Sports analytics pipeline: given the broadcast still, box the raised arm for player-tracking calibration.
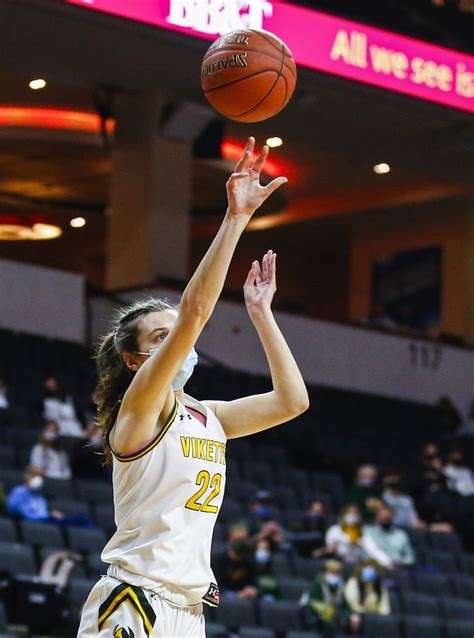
[204,250,309,439]
[113,140,287,454]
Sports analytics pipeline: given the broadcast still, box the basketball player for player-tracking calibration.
[78,137,309,637]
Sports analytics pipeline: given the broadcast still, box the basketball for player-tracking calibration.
[201,29,297,123]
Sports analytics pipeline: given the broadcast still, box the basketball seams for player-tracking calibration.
[202,46,296,78]
[204,68,278,95]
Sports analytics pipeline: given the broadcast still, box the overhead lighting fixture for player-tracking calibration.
[266,137,283,148]
[70,217,86,228]
[0,215,62,240]
[373,162,391,174]
[29,79,47,91]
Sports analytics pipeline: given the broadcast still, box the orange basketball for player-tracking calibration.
[201,29,297,123]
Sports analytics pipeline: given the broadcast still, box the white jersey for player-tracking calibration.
[102,395,227,607]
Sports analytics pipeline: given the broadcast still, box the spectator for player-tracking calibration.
[382,472,426,529]
[0,378,9,409]
[325,505,392,567]
[306,559,355,637]
[254,538,280,601]
[71,421,109,481]
[29,421,72,480]
[293,500,328,557]
[8,467,93,527]
[213,525,258,599]
[443,447,474,496]
[7,467,62,522]
[249,490,281,527]
[42,376,83,437]
[366,505,415,568]
[344,560,390,616]
[346,465,383,523]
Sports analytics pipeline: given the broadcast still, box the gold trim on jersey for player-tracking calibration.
[113,398,178,462]
[98,583,156,636]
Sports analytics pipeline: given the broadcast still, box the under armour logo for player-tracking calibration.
[113,625,135,638]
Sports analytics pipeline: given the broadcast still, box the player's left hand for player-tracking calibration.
[244,249,277,315]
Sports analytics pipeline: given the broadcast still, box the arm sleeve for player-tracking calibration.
[362,532,393,568]
[30,445,43,469]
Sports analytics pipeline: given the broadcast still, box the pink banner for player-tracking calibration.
[64,0,474,113]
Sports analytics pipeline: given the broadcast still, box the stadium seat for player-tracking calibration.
[67,527,107,553]
[239,628,275,638]
[414,572,453,595]
[429,531,463,553]
[204,621,228,638]
[278,576,309,602]
[403,615,443,638]
[271,552,293,576]
[86,553,108,578]
[0,541,36,576]
[0,602,7,632]
[49,499,92,518]
[214,597,257,629]
[441,596,474,620]
[76,479,113,505]
[451,574,474,599]
[388,590,401,613]
[4,427,39,449]
[401,591,439,617]
[93,505,115,533]
[405,527,430,549]
[43,478,76,500]
[258,600,304,631]
[68,577,96,614]
[445,619,474,638]
[0,468,24,493]
[0,444,16,468]
[0,517,17,543]
[292,555,322,580]
[363,613,402,638]
[458,553,474,577]
[21,520,65,548]
[383,568,414,591]
[287,632,323,638]
[422,549,459,573]
[219,498,244,522]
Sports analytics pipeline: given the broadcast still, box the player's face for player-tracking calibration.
[136,309,178,358]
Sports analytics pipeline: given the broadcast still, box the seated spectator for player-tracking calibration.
[42,376,83,437]
[306,559,356,637]
[382,472,426,529]
[8,467,94,527]
[29,421,72,480]
[256,520,288,552]
[71,421,109,480]
[366,505,415,568]
[434,395,462,438]
[293,500,327,557]
[254,538,280,601]
[344,560,390,616]
[325,505,392,567]
[249,490,281,527]
[213,525,258,599]
[346,465,383,523]
[443,447,474,496]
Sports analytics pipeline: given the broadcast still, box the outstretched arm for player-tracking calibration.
[204,250,309,439]
[114,140,287,454]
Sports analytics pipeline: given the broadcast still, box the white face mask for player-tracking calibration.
[43,431,58,442]
[28,476,43,491]
[344,513,360,526]
[172,347,198,390]
[255,548,271,564]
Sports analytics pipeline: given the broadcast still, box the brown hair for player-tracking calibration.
[94,297,178,463]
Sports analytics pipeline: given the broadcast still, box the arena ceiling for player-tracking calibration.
[0,0,473,306]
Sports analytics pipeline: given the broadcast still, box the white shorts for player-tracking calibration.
[77,575,206,637]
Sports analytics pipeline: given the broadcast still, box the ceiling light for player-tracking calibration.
[266,137,283,148]
[373,162,391,174]
[29,79,47,90]
[0,215,62,240]
[70,217,86,228]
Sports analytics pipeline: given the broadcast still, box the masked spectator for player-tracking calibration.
[345,560,390,616]
[213,525,258,599]
[42,376,83,437]
[254,538,280,601]
[325,505,392,567]
[306,559,355,637]
[382,472,425,529]
[366,505,415,568]
[346,465,383,523]
[7,467,63,522]
[29,421,72,480]
[293,500,328,557]
[71,422,109,480]
[443,448,474,496]
[435,396,462,438]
